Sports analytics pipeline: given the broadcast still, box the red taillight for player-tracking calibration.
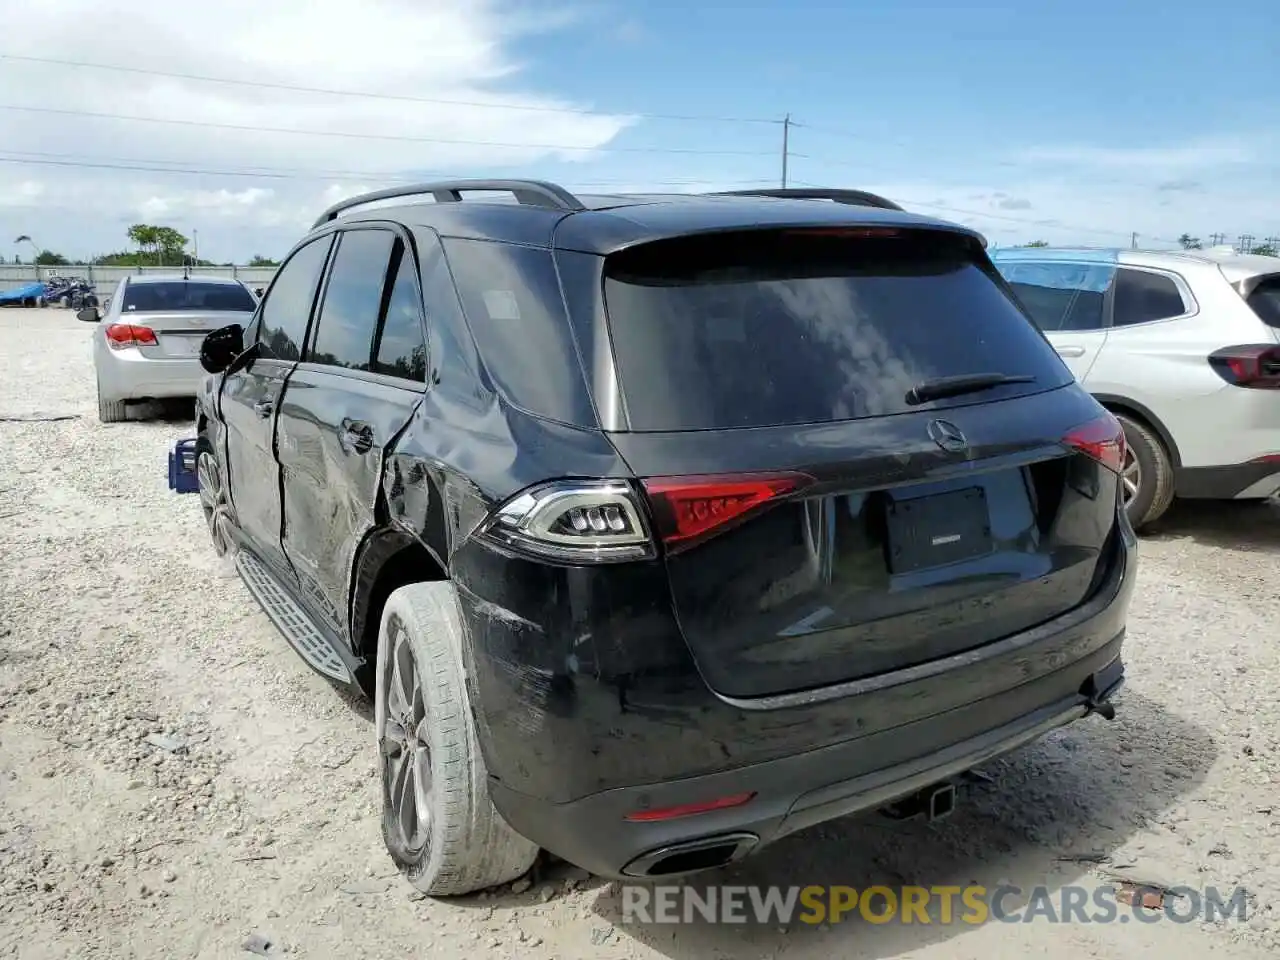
[105,323,158,349]
[1208,344,1280,389]
[624,791,756,823]
[1063,413,1125,474]
[642,472,814,552]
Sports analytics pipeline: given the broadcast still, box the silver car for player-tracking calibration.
[84,275,258,422]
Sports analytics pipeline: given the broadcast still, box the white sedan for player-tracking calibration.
[85,275,258,422]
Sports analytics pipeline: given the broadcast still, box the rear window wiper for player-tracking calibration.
[905,373,1036,406]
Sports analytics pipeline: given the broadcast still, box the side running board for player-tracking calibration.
[236,551,353,684]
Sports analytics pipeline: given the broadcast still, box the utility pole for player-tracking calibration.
[780,114,791,189]
[1209,232,1225,247]
[1239,234,1254,254]
[1131,232,1138,250]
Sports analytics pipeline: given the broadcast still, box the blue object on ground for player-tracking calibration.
[168,438,200,494]
[0,282,49,304]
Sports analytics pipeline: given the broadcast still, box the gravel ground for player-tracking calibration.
[1,307,1277,960]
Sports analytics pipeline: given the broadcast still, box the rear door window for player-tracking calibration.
[307,229,396,371]
[1113,268,1188,326]
[603,229,1073,432]
[995,261,1114,331]
[371,240,428,381]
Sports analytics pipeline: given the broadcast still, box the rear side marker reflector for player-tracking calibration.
[105,323,158,349]
[1063,413,1126,474]
[624,791,757,822]
[643,472,815,552]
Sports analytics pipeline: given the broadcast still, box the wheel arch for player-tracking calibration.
[1092,393,1182,468]
[348,524,448,694]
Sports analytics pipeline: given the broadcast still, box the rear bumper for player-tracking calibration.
[96,348,205,402]
[491,652,1125,880]
[1176,460,1280,500]
[470,523,1137,880]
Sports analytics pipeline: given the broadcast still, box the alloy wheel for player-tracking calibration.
[380,622,432,856]
[1120,445,1142,508]
[197,450,234,556]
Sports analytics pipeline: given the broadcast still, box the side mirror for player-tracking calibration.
[76,306,100,323]
[200,323,245,374]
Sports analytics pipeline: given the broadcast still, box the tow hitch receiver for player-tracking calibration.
[1081,663,1124,721]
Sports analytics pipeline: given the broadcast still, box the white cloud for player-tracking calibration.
[0,179,45,206]
[856,176,1280,250]
[1,3,1275,261]
[0,0,634,260]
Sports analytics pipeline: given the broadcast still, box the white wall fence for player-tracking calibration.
[0,264,280,298]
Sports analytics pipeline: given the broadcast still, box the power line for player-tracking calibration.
[0,103,776,157]
[0,152,774,188]
[0,52,783,126]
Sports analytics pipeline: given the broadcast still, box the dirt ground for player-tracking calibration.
[1,308,1278,959]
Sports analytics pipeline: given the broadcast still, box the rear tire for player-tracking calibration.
[375,581,538,896]
[1116,413,1174,529]
[97,382,127,423]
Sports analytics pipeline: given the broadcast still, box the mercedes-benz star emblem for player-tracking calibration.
[927,419,968,453]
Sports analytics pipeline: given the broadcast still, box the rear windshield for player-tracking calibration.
[1245,275,1280,329]
[602,229,1072,431]
[120,281,256,313]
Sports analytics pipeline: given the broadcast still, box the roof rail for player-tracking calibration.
[709,187,904,212]
[311,179,585,228]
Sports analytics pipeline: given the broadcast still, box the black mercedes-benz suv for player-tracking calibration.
[194,180,1135,895]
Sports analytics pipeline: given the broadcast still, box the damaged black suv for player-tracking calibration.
[194,180,1135,895]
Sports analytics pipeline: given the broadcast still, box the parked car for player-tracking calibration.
[194,179,1134,895]
[85,274,258,422]
[990,246,1280,528]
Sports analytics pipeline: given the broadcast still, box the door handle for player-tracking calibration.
[1056,345,1086,358]
[340,418,375,454]
[253,399,274,418]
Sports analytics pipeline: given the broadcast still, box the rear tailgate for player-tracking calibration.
[599,226,1122,700]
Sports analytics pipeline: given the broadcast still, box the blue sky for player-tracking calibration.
[520,0,1280,246]
[1,0,1277,260]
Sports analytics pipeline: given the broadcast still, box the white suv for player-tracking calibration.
[989,246,1280,528]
